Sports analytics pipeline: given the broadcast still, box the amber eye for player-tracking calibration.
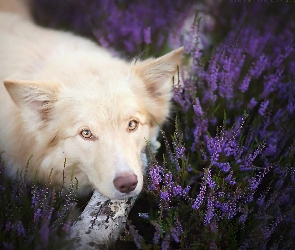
[128,120,138,131]
[80,129,93,139]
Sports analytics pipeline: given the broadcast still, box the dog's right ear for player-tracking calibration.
[4,80,59,120]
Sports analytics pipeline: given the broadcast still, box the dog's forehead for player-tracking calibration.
[81,77,135,105]
[61,69,135,98]
[58,72,145,124]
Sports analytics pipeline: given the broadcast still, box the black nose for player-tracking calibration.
[113,174,138,193]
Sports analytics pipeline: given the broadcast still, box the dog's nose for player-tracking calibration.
[113,173,138,193]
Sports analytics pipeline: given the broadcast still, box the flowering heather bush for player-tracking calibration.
[32,0,194,56]
[0,155,77,249]
[118,3,295,249]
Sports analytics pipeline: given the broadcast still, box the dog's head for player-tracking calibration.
[4,47,183,199]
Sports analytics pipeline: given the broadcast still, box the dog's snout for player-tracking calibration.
[113,173,138,193]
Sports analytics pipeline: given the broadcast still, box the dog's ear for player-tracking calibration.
[134,47,184,94]
[132,47,184,124]
[4,80,59,120]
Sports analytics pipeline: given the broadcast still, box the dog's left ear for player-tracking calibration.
[4,79,59,120]
[132,47,184,124]
[134,47,184,93]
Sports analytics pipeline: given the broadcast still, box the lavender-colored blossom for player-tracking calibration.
[192,182,206,210]
[161,233,170,250]
[273,43,294,68]
[193,98,204,117]
[209,220,218,233]
[127,222,143,249]
[174,144,186,159]
[152,222,163,245]
[204,169,215,189]
[249,165,273,191]
[170,227,180,243]
[31,185,40,208]
[225,171,236,186]
[148,164,162,191]
[191,119,209,150]
[34,208,42,223]
[258,100,269,117]
[216,162,231,173]
[204,194,215,225]
[172,185,183,197]
[264,137,278,156]
[247,97,258,110]
[138,213,149,220]
[160,190,171,202]
[143,26,151,44]
[5,221,12,232]
[226,201,237,219]
[182,186,191,196]
[261,67,284,99]
[250,54,268,79]
[287,97,295,114]
[229,179,236,186]
[262,216,284,242]
[160,128,181,168]
[277,188,291,206]
[15,221,25,237]
[170,219,183,243]
[62,219,72,234]
[164,172,173,187]
[39,223,50,247]
[205,135,220,165]
[239,214,248,225]
[239,74,251,93]
[173,86,186,111]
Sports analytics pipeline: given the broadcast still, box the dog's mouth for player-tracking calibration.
[112,182,143,200]
[112,192,138,200]
[98,188,140,200]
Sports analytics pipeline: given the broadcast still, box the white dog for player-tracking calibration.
[0,0,183,199]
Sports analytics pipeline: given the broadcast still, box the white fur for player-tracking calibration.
[0,2,183,199]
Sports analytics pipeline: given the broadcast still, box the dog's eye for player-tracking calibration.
[80,129,93,139]
[128,120,138,131]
